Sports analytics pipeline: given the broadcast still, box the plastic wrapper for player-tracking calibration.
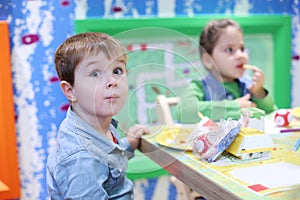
[192,118,242,162]
[239,107,265,131]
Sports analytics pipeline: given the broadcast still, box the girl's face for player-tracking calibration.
[210,26,248,82]
[71,53,128,124]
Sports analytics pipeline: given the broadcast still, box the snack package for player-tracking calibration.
[240,107,265,131]
[192,118,242,162]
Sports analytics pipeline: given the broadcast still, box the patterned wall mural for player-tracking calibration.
[0,0,299,199]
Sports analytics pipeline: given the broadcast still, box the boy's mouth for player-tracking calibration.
[236,64,244,69]
[107,97,117,99]
[106,94,119,100]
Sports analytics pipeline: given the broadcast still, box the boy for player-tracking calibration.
[46,32,150,199]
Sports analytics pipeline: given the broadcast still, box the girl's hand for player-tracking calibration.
[126,125,150,150]
[248,66,266,98]
[236,93,256,109]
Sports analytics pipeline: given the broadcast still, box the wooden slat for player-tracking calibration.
[139,138,241,200]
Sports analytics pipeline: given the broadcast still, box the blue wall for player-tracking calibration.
[1,0,300,199]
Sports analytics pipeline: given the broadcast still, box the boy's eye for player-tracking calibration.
[225,47,233,53]
[91,71,101,77]
[113,68,124,75]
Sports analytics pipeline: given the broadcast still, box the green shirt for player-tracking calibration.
[176,80,277,123]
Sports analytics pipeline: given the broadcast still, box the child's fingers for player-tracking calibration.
[127,125,150,137]
[141,127,151,135]
[241,93,251,100]
[243,64,262,73]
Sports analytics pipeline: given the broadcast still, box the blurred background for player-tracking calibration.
[0,0,299,199]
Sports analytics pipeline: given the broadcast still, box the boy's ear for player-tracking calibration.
[60,81,76,102]
[201,53,214,70]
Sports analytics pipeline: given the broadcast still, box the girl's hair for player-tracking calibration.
[199,18,242,56]
[54,32,126,86]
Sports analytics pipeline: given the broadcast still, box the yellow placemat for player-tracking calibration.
[185,133,300,197]
[155,127,193,151]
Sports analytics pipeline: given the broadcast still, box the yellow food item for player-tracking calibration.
[243,64,255,70]
[243,65,254,69]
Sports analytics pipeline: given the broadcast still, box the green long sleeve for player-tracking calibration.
[176,80,277,123]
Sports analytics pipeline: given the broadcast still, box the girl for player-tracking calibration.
[177,18,277,123]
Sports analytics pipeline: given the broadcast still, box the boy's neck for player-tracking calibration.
[72,106,112,134]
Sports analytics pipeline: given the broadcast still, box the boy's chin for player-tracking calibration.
[109,109,122,116]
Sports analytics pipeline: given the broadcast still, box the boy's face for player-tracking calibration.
[210,26,248,82]
[71,53,128,121]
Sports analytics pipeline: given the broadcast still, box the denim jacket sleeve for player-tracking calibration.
[54,152,110,200]
[119,138,134,159]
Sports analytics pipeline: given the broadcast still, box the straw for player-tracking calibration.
[198,112,204,119]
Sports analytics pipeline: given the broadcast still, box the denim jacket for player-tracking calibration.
[201,73,249,101]
[46,107,134,200]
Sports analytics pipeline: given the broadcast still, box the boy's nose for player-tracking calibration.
[236,49,247,59]
[106,77,118,88]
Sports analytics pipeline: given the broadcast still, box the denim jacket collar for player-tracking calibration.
[66,107,120,153]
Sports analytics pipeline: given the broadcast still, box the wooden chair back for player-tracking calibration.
[156,95,179,125]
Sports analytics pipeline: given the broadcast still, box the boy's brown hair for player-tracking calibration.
[199,18,242,56]
[54,32,126,86]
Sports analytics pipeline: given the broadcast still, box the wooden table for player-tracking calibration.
[139,125,300,200]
